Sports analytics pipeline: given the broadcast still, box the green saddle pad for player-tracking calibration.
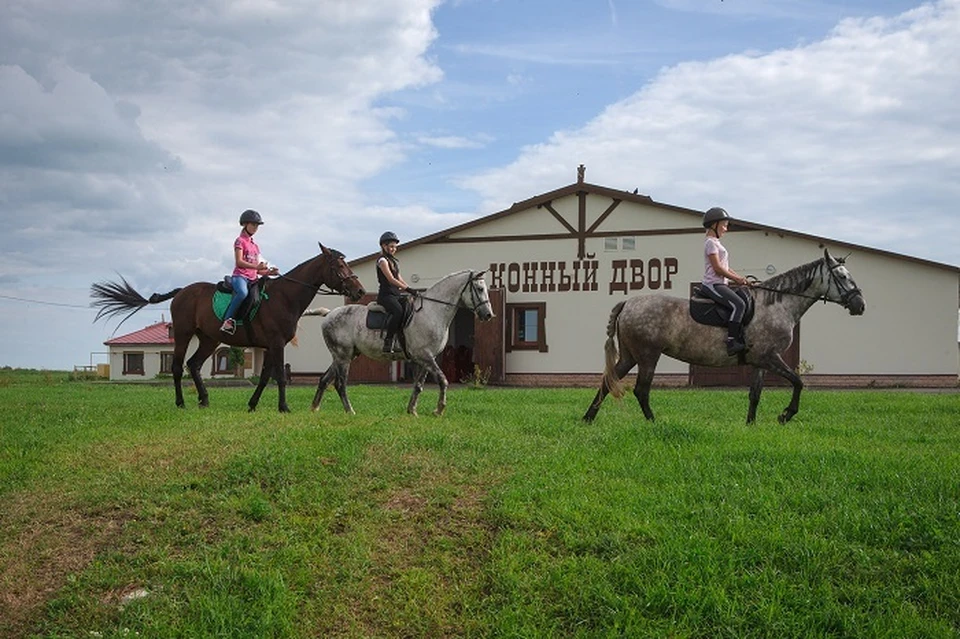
[213,289,266,324]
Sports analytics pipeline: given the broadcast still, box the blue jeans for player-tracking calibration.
[224,276,250,321]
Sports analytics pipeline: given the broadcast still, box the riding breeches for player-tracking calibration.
[700,282,746,324]
[377,293,404,336]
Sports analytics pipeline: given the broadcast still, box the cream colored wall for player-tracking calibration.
[284,194,960,380]
[110,336,263,380]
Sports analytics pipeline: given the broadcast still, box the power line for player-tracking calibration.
[0,293,94,309]
[0,293,171,312]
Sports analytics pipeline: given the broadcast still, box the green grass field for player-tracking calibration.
[1,370,958,638]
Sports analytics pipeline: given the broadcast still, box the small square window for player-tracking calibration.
[506,303,548,352]
[123,352,144,375]
[621,236,636,251]
[604,237,619,251]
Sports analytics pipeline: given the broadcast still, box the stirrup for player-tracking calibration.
[221,319,236,335]
[725,337,745,355]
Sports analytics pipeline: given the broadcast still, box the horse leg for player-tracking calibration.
[332,362,355,414]
[766,354,804,424]
[632,352,661,421]
[311,365,334,411]
[186,336,218,408]
[747,368,766,424]
[418,358,449,417]
[407,365,429,417]
[273,346,291,413]
[248,351,273,412]
[171,335,191,408]
[582,356,636,422]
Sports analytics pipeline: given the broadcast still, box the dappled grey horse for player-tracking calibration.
[304,270,494,416]
[583,249,865,424]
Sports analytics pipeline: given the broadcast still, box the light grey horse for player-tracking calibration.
[303,270,494,416]
[583,249,866,424]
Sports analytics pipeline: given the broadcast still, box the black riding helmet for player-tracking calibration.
[702,207,730,228]
[240,209,264,225]
[379,231,399,245]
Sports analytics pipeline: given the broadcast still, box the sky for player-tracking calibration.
[1,0,958,370]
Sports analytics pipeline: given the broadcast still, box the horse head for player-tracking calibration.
[824,249,865,316]
[460,270,494,321]
[319,242,365,301]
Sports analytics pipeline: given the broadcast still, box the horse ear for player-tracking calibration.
[318,242,328,254]
[474,270,487,278]
[824,247,834,263]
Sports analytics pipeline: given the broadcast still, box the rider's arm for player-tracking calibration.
[378,259,411,291]
[708,253,748,286]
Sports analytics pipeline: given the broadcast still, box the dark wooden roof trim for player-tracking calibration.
[349,181,959,274]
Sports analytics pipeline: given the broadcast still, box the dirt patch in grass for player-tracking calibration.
[0,491,133,638]
[344,448,498,637]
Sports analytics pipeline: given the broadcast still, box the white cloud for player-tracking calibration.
[458,0,960,266]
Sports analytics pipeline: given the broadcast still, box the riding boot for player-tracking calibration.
[382,333,395,353]
[726,322,746,356]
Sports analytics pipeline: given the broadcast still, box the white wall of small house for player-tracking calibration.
[285,193,959,382]
[109,336,262,380]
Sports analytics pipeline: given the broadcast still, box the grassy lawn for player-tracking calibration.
[1,370,958,638]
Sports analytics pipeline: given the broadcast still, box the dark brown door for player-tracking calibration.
[473,288,505,384]
[687,282,800,387]
[690,324,800,387]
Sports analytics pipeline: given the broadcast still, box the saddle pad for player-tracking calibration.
[212,289,264,323]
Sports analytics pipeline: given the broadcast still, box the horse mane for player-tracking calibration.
[758,257,824,305]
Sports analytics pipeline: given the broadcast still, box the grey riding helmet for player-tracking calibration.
[702,207,730,228]
[240,209,264,225]
[379,231,399,245]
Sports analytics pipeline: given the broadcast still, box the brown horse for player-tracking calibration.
[582,249,865,424]
[92,243,365,412]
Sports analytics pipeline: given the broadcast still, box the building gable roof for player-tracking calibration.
[351,179,959,274]
[104,321,174,346]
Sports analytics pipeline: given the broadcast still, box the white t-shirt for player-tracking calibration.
[703,236,729,285]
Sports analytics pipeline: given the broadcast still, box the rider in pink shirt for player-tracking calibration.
[221,209,278,334]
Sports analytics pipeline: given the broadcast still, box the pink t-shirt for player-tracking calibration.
[703,236,729,285]
[232,232,260,280]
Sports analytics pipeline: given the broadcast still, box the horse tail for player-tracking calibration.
[302,307,331,317]
[90,275,181,331]
[602,301,627,399]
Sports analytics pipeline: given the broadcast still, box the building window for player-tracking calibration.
[506,303,548,352]
[621,236,636,251]
[160,352,175,374]
[604,237,619,251]
[213,347,233,375]
[123,352,144,375]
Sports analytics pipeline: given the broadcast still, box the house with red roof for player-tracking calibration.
[104,321,258,381]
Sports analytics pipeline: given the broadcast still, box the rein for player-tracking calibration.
[410,272,489,314]
[747,260,861,308]
[278,254,361,296]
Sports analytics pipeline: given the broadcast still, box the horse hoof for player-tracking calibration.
[778,412,792,424]
[248,406,257,413]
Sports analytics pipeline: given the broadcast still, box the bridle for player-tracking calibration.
[749,258,862,310]
[413,271,492,315]
[279,251,361,296]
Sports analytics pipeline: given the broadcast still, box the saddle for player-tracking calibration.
[689,285,755,329]
[364,298,414,331]
[213,277,265,324]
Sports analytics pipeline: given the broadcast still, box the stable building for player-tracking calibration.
[287,168,960,388]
